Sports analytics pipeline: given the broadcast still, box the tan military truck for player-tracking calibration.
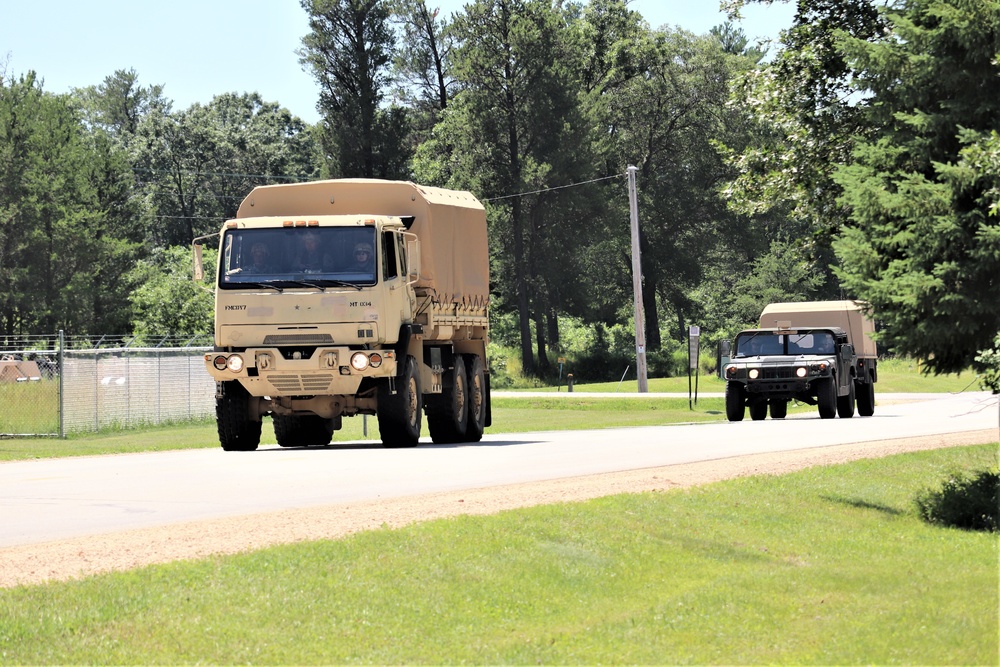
[194,179,491,450]
[723,300,877,420]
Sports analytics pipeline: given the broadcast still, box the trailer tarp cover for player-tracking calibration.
[760,300,877,357]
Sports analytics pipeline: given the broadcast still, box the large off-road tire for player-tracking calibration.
[216,381,261,451]
[856,379,875,417]
[273,414,334,447]
[427,355,469,444]
[817,376,837,419]
[769,399,788,419]
[464,354,487,443]
[749,400,768,421]
[377,355,422,447]
[837,379,856,418]
[725,381,746,422]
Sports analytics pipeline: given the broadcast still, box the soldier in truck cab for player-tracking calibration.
[245,242,277,274]
[352,242,375,273]
[293,230,330,273]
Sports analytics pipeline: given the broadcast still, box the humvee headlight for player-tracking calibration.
[226,355,245,373]
[350,352,370,371]
[796,367,807,378]
[213,355,228,371]
[369,353,383,368]
[748,368,760,380]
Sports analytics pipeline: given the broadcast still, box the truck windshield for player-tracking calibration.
[219,227,378,289]
[735,333,784,357]
[787,332,835,355]
[734,331,835,357]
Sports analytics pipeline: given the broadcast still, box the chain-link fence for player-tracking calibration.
[0,333,215,437]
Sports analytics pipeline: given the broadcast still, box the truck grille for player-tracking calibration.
[263,334,334,345]
[761,367,793,379]
[268,374,334,393]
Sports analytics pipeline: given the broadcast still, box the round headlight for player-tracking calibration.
[226,355,245,373]
[369,353,383,368]
[213,355,228,371]
[796,367,807,378]
[748,368,759,379]
[350,352,370,371]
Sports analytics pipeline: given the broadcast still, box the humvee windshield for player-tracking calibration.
[735,331,835,357]
[219,227,378,289]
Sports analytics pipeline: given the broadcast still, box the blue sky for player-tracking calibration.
[1,1,794,125]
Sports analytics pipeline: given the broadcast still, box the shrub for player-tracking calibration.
[915,469,999,532]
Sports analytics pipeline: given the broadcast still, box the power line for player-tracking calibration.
[482,174,626,203]
[131,167,306,182]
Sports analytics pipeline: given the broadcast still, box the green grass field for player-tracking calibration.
[1,444,995,663]
[549,358,980,394]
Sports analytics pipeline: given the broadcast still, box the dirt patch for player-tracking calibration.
[1,429,996,588]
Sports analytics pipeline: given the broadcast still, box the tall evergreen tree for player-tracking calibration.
[301,0,411,178]
[436,0,590,375]
[832,0,1000,373]
[0,71,138,335]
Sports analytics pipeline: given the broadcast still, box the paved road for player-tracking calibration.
[1,392,996,548]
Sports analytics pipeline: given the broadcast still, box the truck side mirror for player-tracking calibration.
[405,235,420,283]
[191,232,219,283]
[193,243,205,281]
[839,344,854,361]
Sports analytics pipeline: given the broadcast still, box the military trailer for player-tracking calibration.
[723,301,877,421]
[195,179,491,450]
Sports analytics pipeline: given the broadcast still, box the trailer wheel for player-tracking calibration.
[725,381,745,422]
[817,376,837,419]
[378,355,422,447]
[464,354,487,442]
[769,399,788,419]
[427,355,469,444]
[856,379,875,417]
[216,381,261,451]
[837,379,856,418]
[274,414,334,447]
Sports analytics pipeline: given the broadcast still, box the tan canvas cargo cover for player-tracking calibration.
[236,179,488,308]
[760,300,877,357]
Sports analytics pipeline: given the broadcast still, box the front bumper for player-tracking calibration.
[205,346,397,397]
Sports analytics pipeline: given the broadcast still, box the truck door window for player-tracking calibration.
[382,231,398,280]
[396,233,407,277]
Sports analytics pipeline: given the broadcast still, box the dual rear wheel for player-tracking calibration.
[425,354,487,445]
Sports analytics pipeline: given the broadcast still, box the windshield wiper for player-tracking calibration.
[283,280,327,291]
[321,279,364,291]
[238,281,283,292]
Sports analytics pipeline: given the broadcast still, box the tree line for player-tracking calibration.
[1,0,997,379]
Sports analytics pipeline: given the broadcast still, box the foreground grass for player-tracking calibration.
[1,445,996,664]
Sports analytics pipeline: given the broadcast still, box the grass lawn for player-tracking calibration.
[1,444,995,664]
[543,358,980,394]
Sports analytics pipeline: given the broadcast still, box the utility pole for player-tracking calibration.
[627,166,649,393]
